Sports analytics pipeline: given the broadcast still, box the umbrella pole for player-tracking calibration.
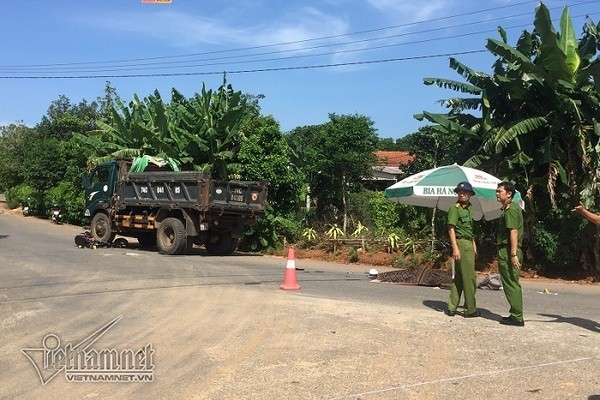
[430,207,436,253]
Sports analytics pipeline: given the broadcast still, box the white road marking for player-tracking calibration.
[331,356,600,399]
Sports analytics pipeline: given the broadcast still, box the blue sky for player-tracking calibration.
[1,0,598,139]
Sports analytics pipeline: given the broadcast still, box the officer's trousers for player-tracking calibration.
[498,246,524,321]
[448,239,477,315]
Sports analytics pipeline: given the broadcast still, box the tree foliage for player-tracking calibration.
[417,2,600,273]
[76,77,259,179]
[237,115,302,216]
[287,114,378,233]
[0,97,97,219]
[0,123,32,191]
[235,115,305,251]
[37,95,100,141]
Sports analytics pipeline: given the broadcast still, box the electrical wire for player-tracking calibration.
[1,0,546,69]
[4,10,596,75]
[0,51,501,79]
[0,1,597,79]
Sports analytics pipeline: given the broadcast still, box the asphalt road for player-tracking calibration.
[0,209,599,399]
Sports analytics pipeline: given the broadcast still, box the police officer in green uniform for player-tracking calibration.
[496,182,525,327]
[445,181,479,318]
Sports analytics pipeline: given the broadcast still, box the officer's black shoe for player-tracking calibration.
[444,309,456,317]
[464,311,481,318]
[499,317,525,327]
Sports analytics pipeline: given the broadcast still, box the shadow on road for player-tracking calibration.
[539,313,600,334]
[108,241,265,257]
[423,299,504,322]
[0,234,8,240]
[422,300,447,314]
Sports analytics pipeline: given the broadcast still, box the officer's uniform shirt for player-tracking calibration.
[448,202,473,239]
[497,201,524,246]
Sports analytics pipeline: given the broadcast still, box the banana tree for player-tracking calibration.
[76,77,259,178]
[74,91,180,168]
[417,2,600,272]
[420,3,600,209]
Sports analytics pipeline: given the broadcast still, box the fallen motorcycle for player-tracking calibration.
[51,204,62,224]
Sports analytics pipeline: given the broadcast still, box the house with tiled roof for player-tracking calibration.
[366,150,415,190]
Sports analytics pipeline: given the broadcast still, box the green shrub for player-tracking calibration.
[44,181,86,225]
[530,222,558,266]
[240,211,301,252]
[392,253,410,269]
[369,191,401,231]
[347,247,359,263]
[301,227,318,245]
[348,190,375,229]
[5,184,38,210]
[528,205,588,271]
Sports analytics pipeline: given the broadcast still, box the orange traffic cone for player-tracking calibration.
[280,246,301,290]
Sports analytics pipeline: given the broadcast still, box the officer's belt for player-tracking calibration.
[456,237,473,240]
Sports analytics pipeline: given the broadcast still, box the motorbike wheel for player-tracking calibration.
[205,232,238,256]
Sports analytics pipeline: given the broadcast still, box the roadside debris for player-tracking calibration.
[367,268,378,279]
[374,267,452,286]
[477,273,502,290]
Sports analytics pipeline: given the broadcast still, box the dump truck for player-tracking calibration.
[81,159,268,255]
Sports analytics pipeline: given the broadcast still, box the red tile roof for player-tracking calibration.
[374,151,414,167]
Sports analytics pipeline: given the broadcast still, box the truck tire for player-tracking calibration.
[185,237,195,254]
[137,232,157,248]
[205,232,239,256]
[157,217,187,255]
[90,213,115,244]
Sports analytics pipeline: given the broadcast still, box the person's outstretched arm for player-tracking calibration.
[572,202,600,226]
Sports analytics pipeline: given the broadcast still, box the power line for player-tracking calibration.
[2,9,597,79]
[5,9,596,75]
[1,0,596,71]
[0,50,488,79]
[0,1,597,79]
[0,8,551,73]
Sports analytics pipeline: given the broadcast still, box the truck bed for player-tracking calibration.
[116,171,267,214]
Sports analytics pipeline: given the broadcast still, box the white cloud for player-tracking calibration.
[365,0,451,21]
[78,7,349,51]
[82,11,251,48]
[251,7,349,50]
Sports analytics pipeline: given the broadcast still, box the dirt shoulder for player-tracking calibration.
[279,243,599,285]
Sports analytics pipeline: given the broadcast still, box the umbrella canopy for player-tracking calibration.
[385,164,524,221]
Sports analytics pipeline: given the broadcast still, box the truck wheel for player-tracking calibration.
[157,217,187,255]
[137,232,157,248]
[205,232,239,256]
[185,237,195,254]
[91,213,115,243]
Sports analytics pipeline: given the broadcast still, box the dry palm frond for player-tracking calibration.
[547,163,558,209]
[526,185,533,201]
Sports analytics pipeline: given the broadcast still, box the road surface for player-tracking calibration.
[0,209,599,399]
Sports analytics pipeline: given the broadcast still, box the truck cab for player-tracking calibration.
[82,161,118,217]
